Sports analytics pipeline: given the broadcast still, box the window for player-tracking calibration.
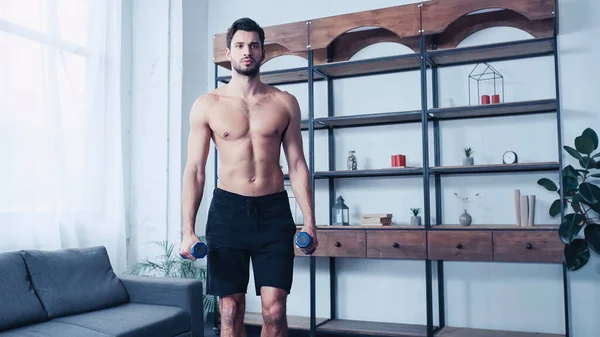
[0,0,92,213]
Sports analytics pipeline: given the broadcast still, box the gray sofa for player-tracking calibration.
[0,246,204,337]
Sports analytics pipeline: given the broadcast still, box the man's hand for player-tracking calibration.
[300,223,318,254]
[180,233,201,260]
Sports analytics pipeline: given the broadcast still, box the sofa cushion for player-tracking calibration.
[53,303,190,337]
[0,321,112,337]
[20,246,129,318]
[0,252,48,331]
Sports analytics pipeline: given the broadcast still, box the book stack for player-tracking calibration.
[361,213,392,226]
[514,189,535,227]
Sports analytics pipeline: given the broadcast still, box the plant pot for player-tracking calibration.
[459,209,472,226]
[411,216,422,226]
[463,157,474,166]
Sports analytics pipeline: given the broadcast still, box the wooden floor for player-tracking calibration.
[436,326,564,337]
[220,313,567,337]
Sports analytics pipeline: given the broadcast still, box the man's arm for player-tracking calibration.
[180,96,212,259]
[281,93,318,251]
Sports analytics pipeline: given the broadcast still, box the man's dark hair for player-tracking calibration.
[226,18,265,49]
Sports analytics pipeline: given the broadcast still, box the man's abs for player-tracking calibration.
[217,161,285,197]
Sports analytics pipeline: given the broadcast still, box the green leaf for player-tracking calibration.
[537,178,558,191]
[590,173,600,178]
[571,194,584,213]
[563,176,579,196]
[563,165,579,179]
[559,213,586,243]
[579,182,600,204]
[564,146,583,161]
[584,224,600,255]
[549,199,563,217]
[575,135,595,155]
[564,239,590,271]
[582,128,598,151]
[588,201,600,214]
[579,157,596,170]
[592,152,600,159]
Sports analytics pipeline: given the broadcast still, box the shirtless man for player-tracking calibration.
[179,17,318,337]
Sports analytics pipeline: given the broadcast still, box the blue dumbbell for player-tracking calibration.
[295,232,315,255]
[181,241,208,259]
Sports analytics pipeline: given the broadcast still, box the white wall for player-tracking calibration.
[194,0,600,336]
[124,0,207,266]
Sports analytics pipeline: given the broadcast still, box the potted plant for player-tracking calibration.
[463,147,474,165]
[410,208,421,226]
[537,127,600,271]
[128,238,220,333]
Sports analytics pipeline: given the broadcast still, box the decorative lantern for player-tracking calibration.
[332,196,349,226]
[468,62,504,106]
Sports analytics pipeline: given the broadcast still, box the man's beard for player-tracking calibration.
[233,58,260,78]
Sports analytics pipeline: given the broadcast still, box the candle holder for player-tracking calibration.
[468,62,504,106]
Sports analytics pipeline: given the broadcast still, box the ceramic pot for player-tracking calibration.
[463,157,474,166]
[411,216,421,226]
[459,209,472,226]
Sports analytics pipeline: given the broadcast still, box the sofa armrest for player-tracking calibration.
[119,275,204,336]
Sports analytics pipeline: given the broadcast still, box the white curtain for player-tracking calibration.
[0,0,127,273]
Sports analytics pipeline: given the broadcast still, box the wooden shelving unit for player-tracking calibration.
[212,1,568,336]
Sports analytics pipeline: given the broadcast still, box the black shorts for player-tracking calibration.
[205,188,297,297]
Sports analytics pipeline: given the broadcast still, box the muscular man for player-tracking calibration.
[179,17,318,337]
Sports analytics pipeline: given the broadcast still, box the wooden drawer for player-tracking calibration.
[493,231,564,263]
[366,230,426,259]
[294,230,366,257]
[427,231,493,261]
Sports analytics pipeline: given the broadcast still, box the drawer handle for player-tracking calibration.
[334,241,341,247]
[525,243,533,250]
[456,243,463,249]
[392,242,399,248]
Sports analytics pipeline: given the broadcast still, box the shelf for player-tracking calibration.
[429,162,559,175]
[436,326,564,337]
[426,37,555,67]
[217,67,325,86]
[297,225,424,230]
[315,167,423,179]
[244,312,328,330]
[314,53,421,79]
[428,99,557,120]
[300,119,327,131]
[317,319,432,337]
[432,224,558,231]
[314,110,422,128]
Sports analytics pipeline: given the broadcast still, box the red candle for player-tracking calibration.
[399,155,406,167]
[492,94,500,104]
[481,95,490,104]
[391,155,398,167]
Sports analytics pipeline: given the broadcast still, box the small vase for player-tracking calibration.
[411,216,421,226]
[459,209,472,226]
[463,157,474,166]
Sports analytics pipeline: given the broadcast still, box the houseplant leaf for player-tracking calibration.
[537,178,557,191]
[579,157,596,170]
[578,182,600,204]
[563,176,580,197]
[564,239,590,271]
[559,213,586,243]
[584,224,600,254]
[549,199,563,217]
[582,128,598,150]
[564,146,583,161]
[563,165,579,179]
[575,134,595,155]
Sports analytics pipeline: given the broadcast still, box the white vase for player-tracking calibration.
[463,157,474,166]
[411,216,421,226]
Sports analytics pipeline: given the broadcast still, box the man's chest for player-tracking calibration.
[209,100,289,140]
